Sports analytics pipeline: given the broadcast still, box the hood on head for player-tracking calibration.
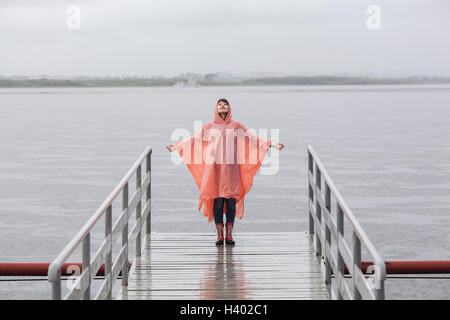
[214,100,232,123]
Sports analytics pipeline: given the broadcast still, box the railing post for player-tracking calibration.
[308,150,314,241]
[105,205,112,300]
[50,269,61,300]
[136,165,142,257]
[314,164,322,260]
[122,183,129,287]
[82,233,91,300]
[375,278,385,300]
[336,204,344,300]
[324,182,332,294]
[352,231,362,300]
[146,150,151,237]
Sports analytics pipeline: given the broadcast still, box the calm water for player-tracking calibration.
[0,85,449,299]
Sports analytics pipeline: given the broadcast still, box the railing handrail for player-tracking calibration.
[48,145,152,299]
[307,145,386,300]
[307,146,386,271]
[48,146,151,274]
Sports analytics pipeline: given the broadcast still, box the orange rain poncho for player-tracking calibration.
[174,103,271,222]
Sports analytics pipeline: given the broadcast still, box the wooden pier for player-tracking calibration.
[118,232,329,300]
[47,146,387,300]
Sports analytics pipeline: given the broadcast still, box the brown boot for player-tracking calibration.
[215,223,224,246]
[225,222,235,246]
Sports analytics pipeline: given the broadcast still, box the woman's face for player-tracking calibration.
[217,101,229,114]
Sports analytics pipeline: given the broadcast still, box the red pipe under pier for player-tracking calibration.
[0,261,449,277]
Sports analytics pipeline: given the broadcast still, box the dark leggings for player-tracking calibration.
[213,197,236,224]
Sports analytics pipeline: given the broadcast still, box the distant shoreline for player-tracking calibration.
[1,76,450,88]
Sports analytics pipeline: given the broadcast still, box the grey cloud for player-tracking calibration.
[0,0,449,77]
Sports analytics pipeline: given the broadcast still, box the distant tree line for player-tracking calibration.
[1,75,449,87]
[0,78,177,87]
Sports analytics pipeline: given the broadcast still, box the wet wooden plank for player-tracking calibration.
[118,232,329,300]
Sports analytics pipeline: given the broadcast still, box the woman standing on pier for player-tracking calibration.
[167,99,284,246]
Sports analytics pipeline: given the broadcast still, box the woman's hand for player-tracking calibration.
[272,142,285,150]
[166,144,176,152]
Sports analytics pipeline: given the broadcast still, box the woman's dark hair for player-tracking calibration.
[217,98,230,106]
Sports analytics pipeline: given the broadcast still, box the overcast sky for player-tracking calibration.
[1,0,449,77]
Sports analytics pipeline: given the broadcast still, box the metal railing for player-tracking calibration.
[307,145,386,300]
[48,146,152,300]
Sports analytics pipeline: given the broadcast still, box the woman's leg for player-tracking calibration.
[225,198,236,246]
[225,198,236,224]
[213,198,225,224]
[213,198,225,246]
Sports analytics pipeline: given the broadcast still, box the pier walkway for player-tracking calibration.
[47,145,386,300]
[118,232,329,300]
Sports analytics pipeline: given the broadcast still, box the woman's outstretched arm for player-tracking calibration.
[167,126,205,152]
[238,122,285,151]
